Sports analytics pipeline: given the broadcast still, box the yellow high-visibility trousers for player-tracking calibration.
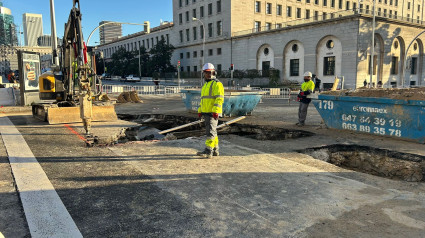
[204,115,218,150]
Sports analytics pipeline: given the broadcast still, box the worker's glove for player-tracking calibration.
[212,113,219,120]
[198,113,202,118]
[297,91,304,101]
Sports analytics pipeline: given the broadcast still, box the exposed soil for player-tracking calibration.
[301,144,425,182]
[322,88,425,101]
[117,114,314,142]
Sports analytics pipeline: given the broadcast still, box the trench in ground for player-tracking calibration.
[117,113,314,142]
[300,144,425,182]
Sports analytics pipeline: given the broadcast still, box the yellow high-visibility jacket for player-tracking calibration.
[301,80,315,92]
[300,80,315,103]
[198,79,224,114]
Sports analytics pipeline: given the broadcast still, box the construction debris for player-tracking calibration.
[117,92,143,103]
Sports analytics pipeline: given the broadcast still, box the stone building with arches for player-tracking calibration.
[170,10,425,88]
[174,13,425,89]
[97,1,425,89]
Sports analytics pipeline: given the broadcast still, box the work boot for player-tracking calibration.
[212,147,219,156]
[196,148,213,159]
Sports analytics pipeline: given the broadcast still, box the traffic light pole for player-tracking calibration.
[230,64,234,89]
[231,70,233,88]
[177,63,180,88]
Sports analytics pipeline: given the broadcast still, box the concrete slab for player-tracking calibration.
[106,138,425,237]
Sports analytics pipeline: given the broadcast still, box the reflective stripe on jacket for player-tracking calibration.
[198,79,224,114]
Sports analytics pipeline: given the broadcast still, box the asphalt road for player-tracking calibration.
[1,98,425,237]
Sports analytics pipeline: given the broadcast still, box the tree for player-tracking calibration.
[94,53,104,75]
[109,47,138,76]
[148,39,175,75]
[138,46,150,77]
[106,39,175,77]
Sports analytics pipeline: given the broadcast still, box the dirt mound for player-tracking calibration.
[322,88,425,101]
[117,92,143,103]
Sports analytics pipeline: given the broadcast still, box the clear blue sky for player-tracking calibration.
[4,0,173,46]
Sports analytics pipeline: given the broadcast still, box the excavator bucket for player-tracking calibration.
[40,105,117,124]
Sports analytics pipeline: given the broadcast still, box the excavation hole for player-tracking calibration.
[225,124,313,140]
[118,114,314,142]
[300,144,425,182]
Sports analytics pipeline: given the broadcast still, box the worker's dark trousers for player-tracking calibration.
[204,115,218,149]
[298,102,310,124]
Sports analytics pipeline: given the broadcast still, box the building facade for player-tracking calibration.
[99,22,174,60]
[23,13,43,47]
[97,0,425,88]
[99,21,123,44]
[37,35,61,47]
[0,3,18,46]
[0,45,51,80]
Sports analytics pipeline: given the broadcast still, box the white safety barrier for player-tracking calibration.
[102,85,292,104]
[224,86,262,91]
[261,88,292,103]
[2,83,19,88]
[102,85,200,96]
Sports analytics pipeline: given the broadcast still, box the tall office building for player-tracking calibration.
[0,2,17,46]
[23,13,43,46]
[99,21,122,44]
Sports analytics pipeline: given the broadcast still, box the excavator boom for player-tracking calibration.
[33,0,117,142]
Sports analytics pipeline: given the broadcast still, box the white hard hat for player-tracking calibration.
[303,71,312,77]
[202,63,215,71]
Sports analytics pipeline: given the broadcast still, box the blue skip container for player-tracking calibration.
[181,89,265,117]
[313,95,425,143]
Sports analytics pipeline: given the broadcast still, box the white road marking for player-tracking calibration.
[0,116,82,238]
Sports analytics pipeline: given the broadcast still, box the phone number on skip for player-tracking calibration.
[340,114,403,137]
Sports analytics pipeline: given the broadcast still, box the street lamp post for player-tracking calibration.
[19,25,23,46]
[192,17,206,86]
[369,0,376,88]
[95,42,106,76]
[88,21,149,80]
[86,21,149,47]
[12,24,23,47]
[138,46,141,77]
[88,21,148,77]
[50,0,59,65]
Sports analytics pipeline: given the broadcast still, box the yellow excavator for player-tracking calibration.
[32,0,117,143]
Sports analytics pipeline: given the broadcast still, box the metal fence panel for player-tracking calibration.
[103,85,292,103]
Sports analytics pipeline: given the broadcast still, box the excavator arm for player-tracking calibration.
[60,0,94,134]
[33,0,117,144]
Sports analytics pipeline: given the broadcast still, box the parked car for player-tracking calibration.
[111,75,121,81]
[122,75,141,82]
[100,73,111,80]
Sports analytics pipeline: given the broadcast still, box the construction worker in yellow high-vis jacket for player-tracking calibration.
[196,63,224,158]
